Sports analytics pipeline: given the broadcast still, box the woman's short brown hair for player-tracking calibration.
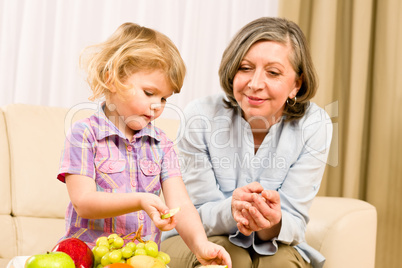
[81,22,186,101]
[219,17,318,121]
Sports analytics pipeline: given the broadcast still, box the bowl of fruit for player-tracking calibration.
[22,225,171,268]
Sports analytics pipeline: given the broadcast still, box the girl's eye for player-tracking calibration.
[144,91,153,96]
[161,98,167,103]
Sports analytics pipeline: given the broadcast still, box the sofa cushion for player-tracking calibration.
[0,215,17,262]
[14,217,66,256]
[306,196,377,267]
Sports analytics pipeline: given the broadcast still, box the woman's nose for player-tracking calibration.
[248,69,265,90]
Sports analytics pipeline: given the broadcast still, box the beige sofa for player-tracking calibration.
[0,103,377,267]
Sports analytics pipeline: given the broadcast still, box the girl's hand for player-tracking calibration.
[237,190,282,238]
[140,193,177,231]
[195,241,232,268]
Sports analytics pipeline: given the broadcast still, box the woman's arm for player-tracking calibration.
[175,100,238,236]
[239,106,333,245]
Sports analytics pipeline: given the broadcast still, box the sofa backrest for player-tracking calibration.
[0,108,11,216]
[0,104,94,259]
[5,104,73,218]
[0,108,17,262]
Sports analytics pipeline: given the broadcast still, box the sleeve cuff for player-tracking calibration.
[228,231,279,255]
[277,211,304,246]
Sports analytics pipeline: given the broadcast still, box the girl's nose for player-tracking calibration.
[150,103,162,112]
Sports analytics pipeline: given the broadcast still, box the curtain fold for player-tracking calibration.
[367,0,402,266]
[279,0,402,266]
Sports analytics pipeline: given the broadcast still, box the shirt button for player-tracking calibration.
[108,162,115,171]
[139,213,144,220]
[246,178,252,183]
[127,145,133,151]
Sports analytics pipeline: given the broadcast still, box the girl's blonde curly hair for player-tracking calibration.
[81,22,186,101]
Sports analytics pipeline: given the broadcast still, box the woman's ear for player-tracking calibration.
[289,74,303,99]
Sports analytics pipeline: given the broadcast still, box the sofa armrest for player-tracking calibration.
[306,196,377,268]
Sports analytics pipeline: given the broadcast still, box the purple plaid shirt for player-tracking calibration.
[57,104,181,247]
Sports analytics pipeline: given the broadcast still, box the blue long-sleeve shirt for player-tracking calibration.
[162,94,332,267]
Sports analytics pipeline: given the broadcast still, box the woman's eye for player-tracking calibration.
[268,71,280,77]
[238,66,251,71]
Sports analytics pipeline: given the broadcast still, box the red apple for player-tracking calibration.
[52,237,94,268]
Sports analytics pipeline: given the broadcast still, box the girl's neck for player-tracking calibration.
[104,103,135,142]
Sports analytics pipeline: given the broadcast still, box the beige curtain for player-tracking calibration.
[279,0,402,267]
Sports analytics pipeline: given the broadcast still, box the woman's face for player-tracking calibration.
[233,40,302,129]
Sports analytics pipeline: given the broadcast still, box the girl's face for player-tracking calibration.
[233,40,302,129]
[106,70,173,139]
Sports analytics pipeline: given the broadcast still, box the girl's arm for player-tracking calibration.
[65,174,176,231]
[162,176,232,267]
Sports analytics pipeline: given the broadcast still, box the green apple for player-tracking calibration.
[25,251,75,268]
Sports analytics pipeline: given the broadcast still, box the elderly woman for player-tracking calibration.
[162,17,332,268]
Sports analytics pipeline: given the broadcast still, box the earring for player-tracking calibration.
[287,96,297,107]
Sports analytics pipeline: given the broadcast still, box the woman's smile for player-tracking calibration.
[246,94,267,105]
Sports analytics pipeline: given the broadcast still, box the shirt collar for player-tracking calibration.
[91,102,161,142]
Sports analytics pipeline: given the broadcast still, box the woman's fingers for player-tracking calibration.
[237,222,253,236]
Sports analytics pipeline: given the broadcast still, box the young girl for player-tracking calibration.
[57,22,231,267]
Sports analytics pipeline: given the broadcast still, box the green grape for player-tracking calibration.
[125,241,136,252]
[93,250,102,264]
[96,236,108,247]
[98,240,109,248]
[96,264,103,268]
[136,242,145,249]
[113,236,124,248]
[121,246,134,259]
[101,253,111,266]
[109,249,123,263]
[157,251,171,264]
[92,246,99,260]
[108,233,119,244]
[146,240,158,248]
[145,242,159,258]
[134,248,147,256]
[95,245,109,258]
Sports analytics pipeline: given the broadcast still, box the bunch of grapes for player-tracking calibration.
[92,233,170,267]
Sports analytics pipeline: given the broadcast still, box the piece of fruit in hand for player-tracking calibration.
[161,207,180,219]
